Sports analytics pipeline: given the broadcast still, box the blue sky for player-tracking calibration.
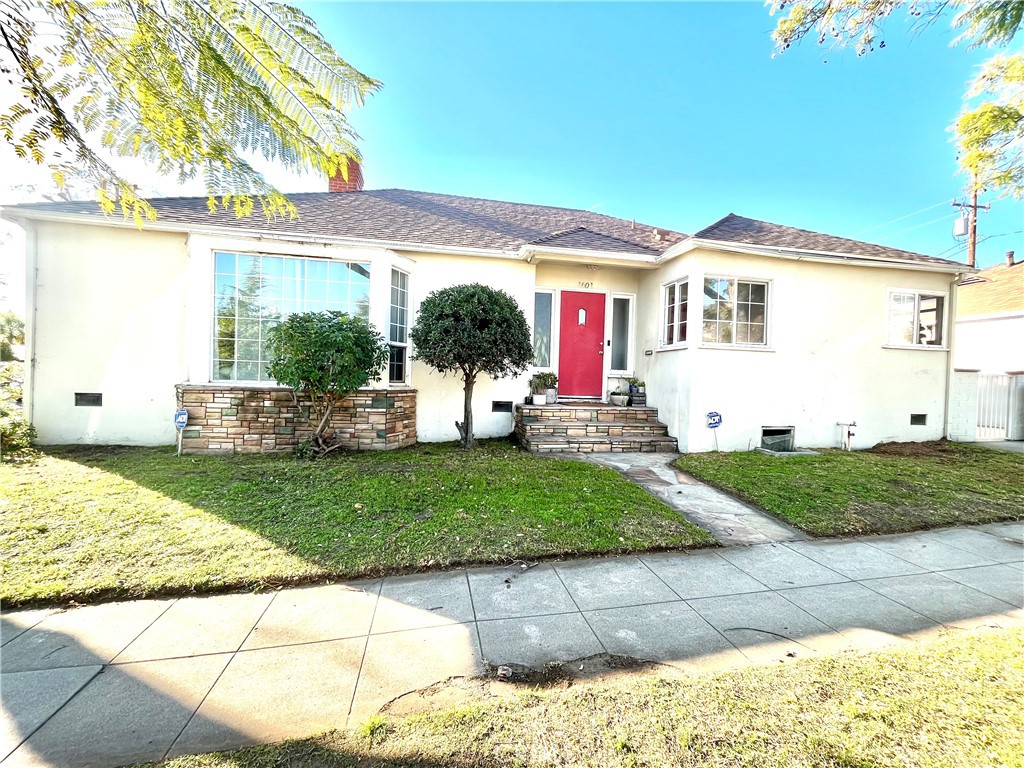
[302,0,1021,268]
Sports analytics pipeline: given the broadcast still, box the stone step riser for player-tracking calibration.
[517,409,660,424]
[526,439,679,454]
[516,424,670,438]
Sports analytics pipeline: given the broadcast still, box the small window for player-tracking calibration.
[910,413,927,425]
[610,296,633,371]
[533,292,553,367]
[389,269,410,383]
[703,277,767,346]
[491,400,513,413]
[887,290,946,347]
[662,280,688,346]
[75,392,102,407]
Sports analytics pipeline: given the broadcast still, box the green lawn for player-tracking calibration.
[155,627,1024,768]
[0,441,712,607]
[676,441,1024,537]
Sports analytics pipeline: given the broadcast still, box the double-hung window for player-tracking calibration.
[389,269,410,383]
[702,277,768,346]
[662,280,689,346]
[213,251,370,381]
[887,290,945,347]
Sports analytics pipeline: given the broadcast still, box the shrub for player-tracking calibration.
[0,363,34,459]
[410,284,533,448]
[266,312,390,458]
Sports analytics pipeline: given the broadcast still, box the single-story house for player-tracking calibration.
[1,163,973,454]
[954,251,1023,374]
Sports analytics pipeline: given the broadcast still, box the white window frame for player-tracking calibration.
[609,292,636,374]
[660,278,690,349]
[209,249,372,383]
[388,268,410,384]
[884,288,949,350]
[532,288,556,371]
[700,275,771,349]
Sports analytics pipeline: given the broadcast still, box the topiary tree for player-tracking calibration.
[411,283,534,449]
[267,311,389,458]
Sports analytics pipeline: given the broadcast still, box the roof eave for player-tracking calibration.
[659,237,971,274]
[519,244,660,268]
[0,207,518,260]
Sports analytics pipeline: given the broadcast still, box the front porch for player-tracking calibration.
[515,401,677,453]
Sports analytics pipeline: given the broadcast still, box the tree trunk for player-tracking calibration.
[456,372,476,449]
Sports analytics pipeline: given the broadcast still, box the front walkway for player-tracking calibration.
[575,452,805,545]
[2,523,1022,768]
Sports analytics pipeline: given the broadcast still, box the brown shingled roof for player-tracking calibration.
[957,261,1024,317]
[694,213,964,268]
[3,188,684,256]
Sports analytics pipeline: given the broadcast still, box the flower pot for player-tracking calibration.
[609,394,628,407]
[531,393,546,405]
[545,388,557,404]
[638,386,645,394]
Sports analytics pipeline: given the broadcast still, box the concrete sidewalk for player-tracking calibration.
[2,522,1022,768]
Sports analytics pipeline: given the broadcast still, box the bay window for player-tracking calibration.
[389,269,410,383]
[212,251,370,381]
[702,277,768,346]
[662,280,689,346]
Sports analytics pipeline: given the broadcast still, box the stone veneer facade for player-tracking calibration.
[175,384,417,454]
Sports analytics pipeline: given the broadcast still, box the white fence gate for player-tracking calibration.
[977,374,1011,440]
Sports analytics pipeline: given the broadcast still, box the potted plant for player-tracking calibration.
[536,371,558,404]
[609,389,629,407]
[528,373,548,405]
[625,376,645,394]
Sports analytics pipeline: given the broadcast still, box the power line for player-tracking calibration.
[884,211,958,240]
[854,200,950,237]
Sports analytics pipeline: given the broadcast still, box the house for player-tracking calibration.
[1,163,972,454]
[954,251,1023,374]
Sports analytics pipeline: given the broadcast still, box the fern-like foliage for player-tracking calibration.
[0,0,380,222]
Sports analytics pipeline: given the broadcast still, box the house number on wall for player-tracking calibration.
[578,281,593,289]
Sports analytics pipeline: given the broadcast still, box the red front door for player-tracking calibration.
[558,291,606,397]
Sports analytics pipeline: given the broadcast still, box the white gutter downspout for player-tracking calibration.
[21,220,38,427]
[943,271,965,440]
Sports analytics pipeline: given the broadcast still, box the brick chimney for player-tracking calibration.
[328,156,364,192]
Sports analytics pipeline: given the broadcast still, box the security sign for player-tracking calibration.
[706,411,722,429]
[173,408,189,430]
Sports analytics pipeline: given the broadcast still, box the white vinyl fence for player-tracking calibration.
[976,374,1011,441]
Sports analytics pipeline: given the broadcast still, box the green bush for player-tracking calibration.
[410,284,533,448]
[266,311,390,458]
[0,363,35,459]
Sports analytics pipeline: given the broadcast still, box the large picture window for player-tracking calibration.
[887,290,945,347]
[662,280,688,346]
[213,251,370,381]
[702,277,768,346]
[389,269,410,383]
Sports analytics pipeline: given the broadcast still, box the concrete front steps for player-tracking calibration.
[515,402,678,453]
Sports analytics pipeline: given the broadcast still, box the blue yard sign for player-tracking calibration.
[173,408,189,430]
[706,411,722,429]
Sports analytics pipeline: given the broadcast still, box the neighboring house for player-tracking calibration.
[954,252,1023,374]
[1,164,971,453]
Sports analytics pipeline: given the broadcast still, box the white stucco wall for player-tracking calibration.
[404,251,536,443]
[28,221,189,445]
[672,250,956,452]
[954,314,1024,374]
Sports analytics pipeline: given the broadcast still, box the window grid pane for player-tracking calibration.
[212,251,370,382]
[389,269,410,383]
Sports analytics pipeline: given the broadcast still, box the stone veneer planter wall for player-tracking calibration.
[175,384,417,454]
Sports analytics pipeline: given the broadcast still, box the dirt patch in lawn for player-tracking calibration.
[868,439,961,458]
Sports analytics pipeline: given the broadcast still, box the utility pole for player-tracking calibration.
[952,182,990,268]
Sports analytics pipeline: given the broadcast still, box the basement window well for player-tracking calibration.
[761,426,795,452]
